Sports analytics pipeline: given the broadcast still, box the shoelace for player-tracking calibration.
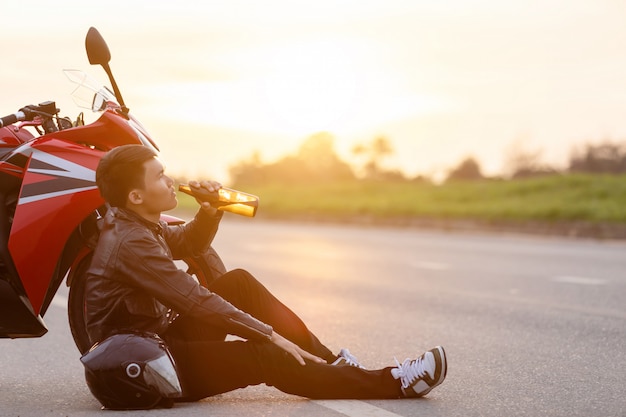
[340,349,362,367]
[332,349,365,368]
[394,357,427,388]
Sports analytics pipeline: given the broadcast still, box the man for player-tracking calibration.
[84,144,447,405]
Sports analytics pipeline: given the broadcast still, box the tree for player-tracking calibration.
[351,136,397,180]
[504,141,557,178]
[446,156,483,181]
[294,132,355,182]
[229,151,264,185]
[229,132,355,185]
[569,141,626,174]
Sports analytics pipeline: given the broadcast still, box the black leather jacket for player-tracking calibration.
[84,207,273,344]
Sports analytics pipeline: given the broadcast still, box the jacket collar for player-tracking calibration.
[108,206,164,235]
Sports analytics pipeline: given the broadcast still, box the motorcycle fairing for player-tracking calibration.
[0,280,48,338]
[8,138,104,316]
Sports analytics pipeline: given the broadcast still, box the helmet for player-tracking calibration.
[80,333,182,410]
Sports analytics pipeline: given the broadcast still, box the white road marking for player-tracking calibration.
[551,276,608,285]
[313,400,403,417]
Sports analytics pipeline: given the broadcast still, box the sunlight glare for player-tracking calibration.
[259,38,360,135]
[135,36,446,139]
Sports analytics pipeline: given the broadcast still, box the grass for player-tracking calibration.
[176,173,626,227]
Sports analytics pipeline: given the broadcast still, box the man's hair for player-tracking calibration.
[96,145,158,207]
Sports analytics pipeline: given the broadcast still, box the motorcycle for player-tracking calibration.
[0,27,226,354]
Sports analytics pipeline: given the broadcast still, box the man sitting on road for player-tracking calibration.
[81,144,447,409]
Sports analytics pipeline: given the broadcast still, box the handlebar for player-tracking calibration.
[0,111,27,128]
[0,101,60,132]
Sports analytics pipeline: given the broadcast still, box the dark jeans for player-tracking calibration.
[162,268,401,400]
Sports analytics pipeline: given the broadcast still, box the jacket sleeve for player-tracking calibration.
[164,209,223,259]
[118,228,273,341]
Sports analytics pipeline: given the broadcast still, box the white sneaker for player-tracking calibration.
[392,346,447,397]
[331,348,365,369]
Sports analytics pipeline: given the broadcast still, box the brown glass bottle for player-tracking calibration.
[178,184,259,217]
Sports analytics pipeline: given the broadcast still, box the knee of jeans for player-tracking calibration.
[211,268,256,292]
[229,268,257,284]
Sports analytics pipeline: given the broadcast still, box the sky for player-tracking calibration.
[2,0,626,182]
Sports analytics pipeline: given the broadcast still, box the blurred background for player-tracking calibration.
[3,0,626,184]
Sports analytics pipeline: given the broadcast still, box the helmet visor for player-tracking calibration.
[143,354,182,398]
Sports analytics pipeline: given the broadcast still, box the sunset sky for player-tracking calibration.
[2,0,626,181]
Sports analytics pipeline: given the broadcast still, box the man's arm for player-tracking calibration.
[164,208,223,259]
[165,180,224,259]
[121,231,272,341]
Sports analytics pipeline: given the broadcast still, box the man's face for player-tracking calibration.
[136,157,177,215]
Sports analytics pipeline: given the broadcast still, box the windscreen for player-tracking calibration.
[63,69,118,111]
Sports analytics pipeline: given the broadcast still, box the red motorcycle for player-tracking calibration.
[0,27,225,353]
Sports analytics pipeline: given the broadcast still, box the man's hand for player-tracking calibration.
[189,180,221,215]
[270,331,326,366]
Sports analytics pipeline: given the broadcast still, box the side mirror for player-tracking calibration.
[85,27,111,66]
[84,27,129,115]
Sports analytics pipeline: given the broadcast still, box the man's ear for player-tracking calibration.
[127,189,144,206]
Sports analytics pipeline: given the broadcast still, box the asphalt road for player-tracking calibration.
[1,218,625,417]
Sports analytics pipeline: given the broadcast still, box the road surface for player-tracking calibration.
[1,218,625,416]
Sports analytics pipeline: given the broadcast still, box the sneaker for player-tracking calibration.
[331,348,365,369]
[392,346,447,397]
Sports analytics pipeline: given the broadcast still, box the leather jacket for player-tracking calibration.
[84,207,273,344]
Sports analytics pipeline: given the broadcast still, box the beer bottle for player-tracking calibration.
[178,184,259,217]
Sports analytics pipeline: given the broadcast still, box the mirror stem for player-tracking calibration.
[102,63,129,115]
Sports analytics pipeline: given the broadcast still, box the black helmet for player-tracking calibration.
[80,333,182,410]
